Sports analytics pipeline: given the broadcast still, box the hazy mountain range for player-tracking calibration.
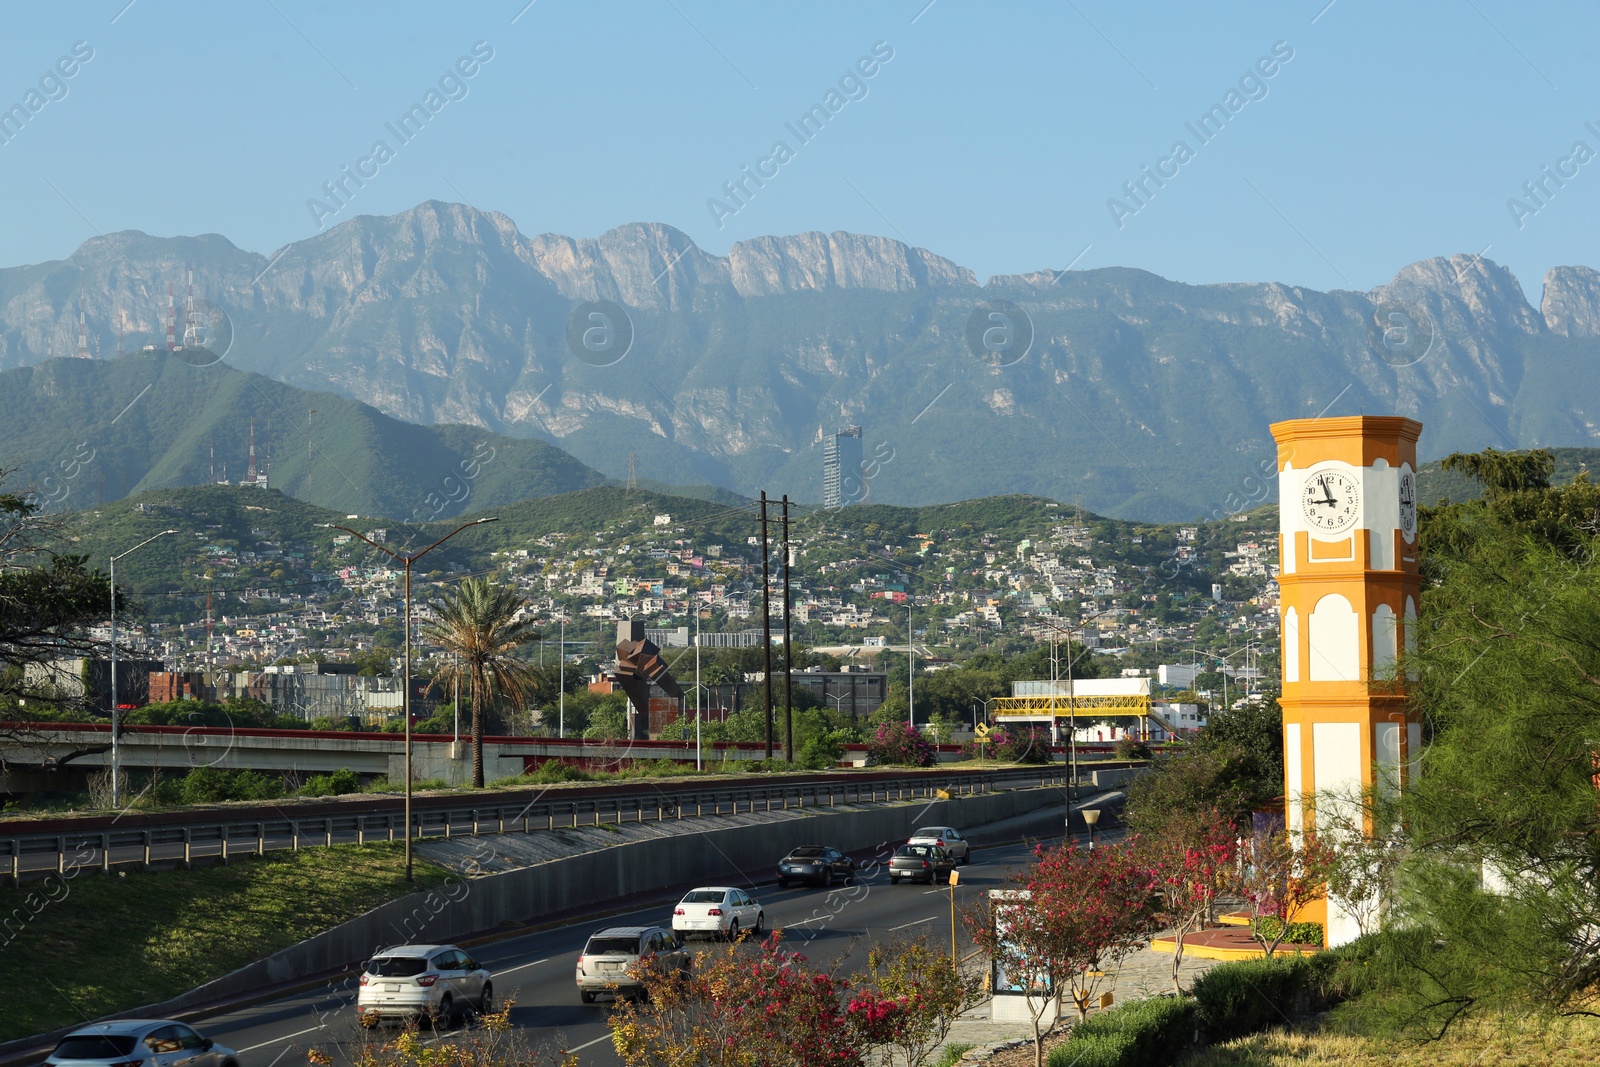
[4,201,1599,520]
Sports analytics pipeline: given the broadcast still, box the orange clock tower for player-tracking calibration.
[1270,415,1422,947]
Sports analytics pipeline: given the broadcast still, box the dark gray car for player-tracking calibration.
[777,845,856,887]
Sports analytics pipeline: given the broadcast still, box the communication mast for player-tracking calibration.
[626,451,638,494]
[247,417,257,484]
[165,284,177,350]
[182,264,202,348]
[75,301,90,358]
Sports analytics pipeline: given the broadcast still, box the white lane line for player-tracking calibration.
[781,914,833,926]
[888,915,935,931]
[489,955,552,977]
[237,1025,324,1053]
[563,1032,613,1054]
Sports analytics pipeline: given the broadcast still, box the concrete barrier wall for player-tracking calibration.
[173,786,1065,1005]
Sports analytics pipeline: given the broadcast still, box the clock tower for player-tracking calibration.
[1270,415,1422,947]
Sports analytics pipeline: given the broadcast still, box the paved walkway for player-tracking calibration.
[925,937,1230,1065]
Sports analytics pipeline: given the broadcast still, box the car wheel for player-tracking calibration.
[961,849,971,865]
[889,874,900,884]
[754,910,765,934]
[430,994,454,1030]
[478,983,494,1017]
[727,919,740,942]
[580,990,596,1004]
[778,877,789,888]
[825,869,836,888]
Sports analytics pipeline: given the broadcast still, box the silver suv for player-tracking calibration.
[46,1021,237,1067]
[575,925,690,1003]
[357,944,493,1027]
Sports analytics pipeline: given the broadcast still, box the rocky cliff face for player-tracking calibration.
[4,202,1600,520]
[1541,266,1600,337]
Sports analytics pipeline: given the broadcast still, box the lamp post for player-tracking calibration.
[558,615,566,739]
[108,529,176,808]
[906,600,914,731]
[1083,808,1101,849]
[317,517,497,882]
[1036,609,1108,815]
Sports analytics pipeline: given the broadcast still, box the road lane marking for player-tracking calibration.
[888,915,935,931]
[488,955,552,976]
[237,1025,324,1052]
[563,1032,613,1054]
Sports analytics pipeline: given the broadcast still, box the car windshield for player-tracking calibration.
[585,936,640,956]
[52,1036,139,1059]
[681,890,725,903]
[912,828,947,837]
[787,847,825,858]
[367,956,427,977]
[897,844,934,857]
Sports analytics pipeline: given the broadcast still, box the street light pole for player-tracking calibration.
[318,517,497,882]
[558,615,566,739]
[907,600,914,731]
[108,529,176,808]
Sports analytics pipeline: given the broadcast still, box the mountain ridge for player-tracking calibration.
[5,201,1600,521]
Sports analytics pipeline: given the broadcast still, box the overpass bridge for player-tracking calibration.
[0,723,773,795]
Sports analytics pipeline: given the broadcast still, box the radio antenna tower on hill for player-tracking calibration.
[182,264,202,348]
[626,451,637,494]
[247,417,258,484]
[116,310,125,359]
[165,284,177,350]
[75,301,90,358]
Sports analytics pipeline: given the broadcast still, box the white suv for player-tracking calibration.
[357,944,493,1027]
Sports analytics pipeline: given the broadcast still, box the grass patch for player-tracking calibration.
[931,1042,974,1067]
[0,841,450,1044]
[1185,1014,1600,1066]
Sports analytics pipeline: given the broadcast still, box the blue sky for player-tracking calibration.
[1,1,1596,297]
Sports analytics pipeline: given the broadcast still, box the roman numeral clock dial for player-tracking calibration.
[1300,469,1361,534]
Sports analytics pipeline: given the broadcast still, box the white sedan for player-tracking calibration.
[908,826,971,864]
[672,886,765,940]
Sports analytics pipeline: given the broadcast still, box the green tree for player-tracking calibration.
[1368,448,1600,1033]
[423,577,541,787]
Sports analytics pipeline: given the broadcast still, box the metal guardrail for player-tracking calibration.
[0,766,1072,882]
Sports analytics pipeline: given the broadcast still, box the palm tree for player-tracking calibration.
[424,577,541,787]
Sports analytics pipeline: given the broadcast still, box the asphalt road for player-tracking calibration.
[190,838,1055,1067]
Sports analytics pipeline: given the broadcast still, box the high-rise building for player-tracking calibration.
[823,426,864,508]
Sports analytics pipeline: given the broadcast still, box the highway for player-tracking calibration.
[184,837,1058,1067]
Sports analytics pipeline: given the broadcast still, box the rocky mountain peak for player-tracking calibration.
[1369,254,1543,334]
[1540,266,1600,337]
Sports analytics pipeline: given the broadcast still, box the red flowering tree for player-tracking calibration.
[1236,826,1337,956]
[965,841,1162,1067]
[867,722,937,767]
[848,937,981,1067]
[609,932,858,1067]
[1136,809,1239,993]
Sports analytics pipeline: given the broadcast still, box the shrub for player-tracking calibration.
[991,726,1053,764]
[1192,955,1318,1042]
[1113,735,1154,760]
[798,729,847,769]
[176,766,285,805]
[867,723,936,767]
[1250,916,1324,947]
[297,767,362,797]
[1048,995,1198,1067]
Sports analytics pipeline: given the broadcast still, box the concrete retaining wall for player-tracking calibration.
[171,786,1065,1006]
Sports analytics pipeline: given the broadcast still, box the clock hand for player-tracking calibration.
[1318,477,1337,506]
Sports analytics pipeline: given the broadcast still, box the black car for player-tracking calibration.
[777,845,856,887]
[888,843,956,885]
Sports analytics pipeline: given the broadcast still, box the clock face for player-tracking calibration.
[1398,469,1417,541]
[1301,469,1361,533]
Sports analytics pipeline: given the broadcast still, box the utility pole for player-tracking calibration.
[761,492,773,759]
[907,600,915,730]
[782,494,794,763]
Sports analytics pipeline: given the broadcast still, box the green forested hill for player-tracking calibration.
[0,353,607,520]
